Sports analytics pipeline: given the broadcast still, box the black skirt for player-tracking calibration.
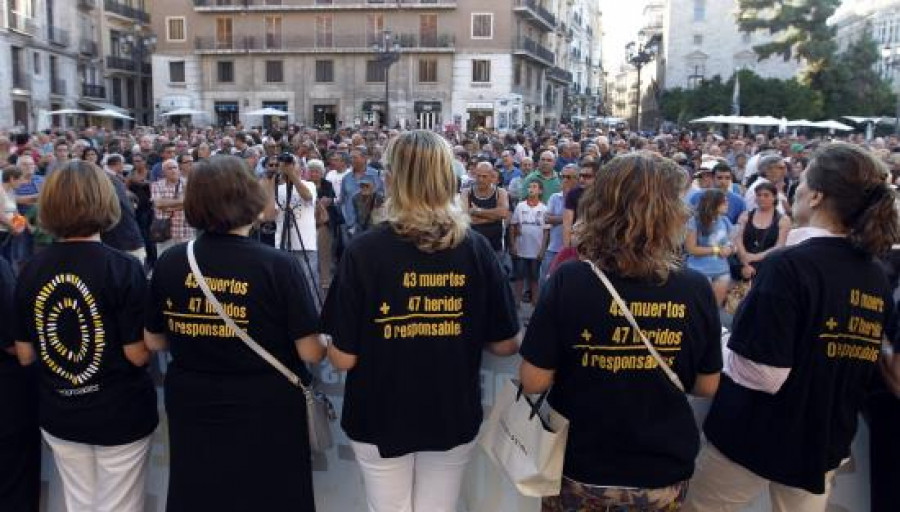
[164,365,314,512]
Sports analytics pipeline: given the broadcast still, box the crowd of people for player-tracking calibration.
[0,121,899,512]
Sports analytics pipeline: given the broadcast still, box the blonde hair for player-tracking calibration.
[382,130,469,252]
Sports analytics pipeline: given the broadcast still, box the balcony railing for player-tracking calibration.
[48,26,70,46]
[7,10,37,35]
[107,55,135,71]
[106,55,150,74]
[192,0,456,8]
[513,0,556,31]
[51,78,66,95]
[79,38,99,55]
[195,32,454,52]
[82,83,106,98]
[546,66,572,84]
[514,36,554,66]
[103,0,150,23]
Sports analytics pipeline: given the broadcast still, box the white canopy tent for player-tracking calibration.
[245,107,290,117]
[48,108,89,115]
[90,109,134,120]
[160,108,207,117]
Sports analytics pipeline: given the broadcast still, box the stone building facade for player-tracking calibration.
[151,0,596,130]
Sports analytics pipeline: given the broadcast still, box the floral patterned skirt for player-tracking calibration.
[542,477,689,512]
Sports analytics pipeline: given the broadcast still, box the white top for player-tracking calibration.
[510,200,547,259]
[274,180,318,252]
[0,188,17,232]
[325,168,351,203]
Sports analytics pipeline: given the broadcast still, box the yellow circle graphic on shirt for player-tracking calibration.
[34,273,106,386]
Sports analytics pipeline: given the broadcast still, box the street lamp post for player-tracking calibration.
[625,36,657,132]
[373,30,401,129]
[882,46,900,135]
[123,23,156,126]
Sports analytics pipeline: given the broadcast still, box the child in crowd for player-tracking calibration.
[510,180,547,308]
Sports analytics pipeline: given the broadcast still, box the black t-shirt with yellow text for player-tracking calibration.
[322,225,519,458]
[520,261,722,488]
[145,233,319,377]
[13,242,157,445]
[704,237,895,494]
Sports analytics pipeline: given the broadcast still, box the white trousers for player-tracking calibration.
[42,430,152,512]
[683,444,836,512]
[351,440,476,512]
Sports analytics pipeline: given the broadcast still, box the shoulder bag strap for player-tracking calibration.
[583,260,686,392]
[186,240,310,394]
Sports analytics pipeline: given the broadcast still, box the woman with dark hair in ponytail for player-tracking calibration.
[685,142,900,512]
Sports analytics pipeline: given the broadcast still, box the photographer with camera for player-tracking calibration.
[263,152,321,308]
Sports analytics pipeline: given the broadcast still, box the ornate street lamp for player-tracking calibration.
[625,34,658,132]
[123,23,157,126]
[373,30,401,129]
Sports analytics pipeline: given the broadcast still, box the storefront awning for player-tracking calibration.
[77,100,129,114]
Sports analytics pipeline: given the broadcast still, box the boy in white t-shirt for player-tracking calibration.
[510,180,548,308]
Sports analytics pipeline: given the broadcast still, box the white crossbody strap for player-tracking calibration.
[584,260,685,392]
[187,240,310,395]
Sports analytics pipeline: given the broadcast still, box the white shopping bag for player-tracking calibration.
[479,378,569,497]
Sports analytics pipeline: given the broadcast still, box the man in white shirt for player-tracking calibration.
[744,154,790,215]
[265,153,321,309]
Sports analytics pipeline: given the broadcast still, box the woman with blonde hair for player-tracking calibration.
[323,130,521,512]
[520,152,722,511]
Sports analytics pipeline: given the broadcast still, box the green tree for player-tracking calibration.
[736,0,841,86]
[818,31,897,118]
[659,70,822,122]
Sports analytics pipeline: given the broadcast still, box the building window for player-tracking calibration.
[366,60,386,82]
[472,59,491,83]
[166,17,186,42]
[33,51,40,74]
[525,64,532,88]
[265,60,284,83]
[217,61,234,83]
[366,14,384,46]
[216,17,233,49]
[169,61,185,83]
[693,0,705,22]
[111,77,122,105]
[514,60,521,86]
[265,16,282,49]
[126,78,135,108]
[315,59,334,82]
[471,13,493,39]
[420,14,437,46]
[418,59,437,83]
[316,15,333,47]
[693,34,703,45]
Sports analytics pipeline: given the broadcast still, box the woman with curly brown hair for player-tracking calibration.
[520,152,722,511]
[323,130,520,512]
[684,142,900,512]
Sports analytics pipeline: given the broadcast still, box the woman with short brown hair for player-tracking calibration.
[14,160,158,512]
[520,152,722,511]
[145,155,324,512]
